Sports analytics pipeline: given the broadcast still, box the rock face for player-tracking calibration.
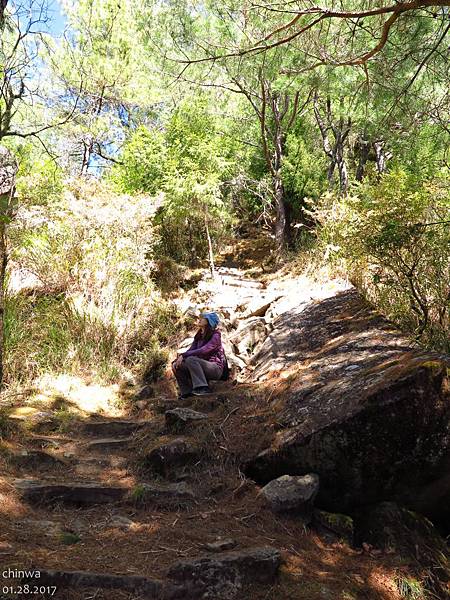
[167,546,281,599]
[261,474,319,519]
[354,502,449,595]
[244,289,450,529]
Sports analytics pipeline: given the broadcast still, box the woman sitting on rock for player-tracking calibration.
[172,312,226,398]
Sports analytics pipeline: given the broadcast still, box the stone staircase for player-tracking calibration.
[6,393,281,599]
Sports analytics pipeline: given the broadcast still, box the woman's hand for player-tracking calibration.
[174,355,183,368]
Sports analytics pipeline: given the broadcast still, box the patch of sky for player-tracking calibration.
[45,0,67,38]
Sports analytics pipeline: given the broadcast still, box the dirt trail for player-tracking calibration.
[0,240,406,600]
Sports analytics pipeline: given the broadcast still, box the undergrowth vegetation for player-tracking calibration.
[5,176,187,388]
[310,170,449,352]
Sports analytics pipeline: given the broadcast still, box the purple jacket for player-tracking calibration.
[182,329,225,369]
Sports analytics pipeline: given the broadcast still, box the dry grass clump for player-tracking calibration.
[5,177,188,389]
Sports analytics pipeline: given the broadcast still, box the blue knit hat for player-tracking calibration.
[201,312,220,329]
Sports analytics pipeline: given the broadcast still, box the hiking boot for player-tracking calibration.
[178,392,193,400]
[192,386,212,396]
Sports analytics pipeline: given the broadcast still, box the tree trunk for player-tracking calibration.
[374,141,390,175]
[0,146,17,389]
[204,214,215,278]
[0,210,7,388]
[0,0,7,29]
[336,143,349,195]
[273,175,288,252]
[355,136,371,181]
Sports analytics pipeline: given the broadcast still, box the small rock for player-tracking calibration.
[110,515,135,531]
[261,474,319,519]
[22,519,61,536]
[145,438,199,476]
[165,408,207,432]
[70,518,87,534]
[205,539,237,553]
[136,400,148,410]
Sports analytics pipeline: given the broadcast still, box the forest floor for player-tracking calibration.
[0,234,420,600]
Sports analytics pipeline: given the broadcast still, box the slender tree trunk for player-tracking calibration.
[0,147,17,389]
[336,141,349,194]
[204,214,215,278]
[273,175,287,252]
[0,212,6,388]
[0,0,7,29]
[373,140,391,175]
[314,95,351,196]
[355,135,370,181]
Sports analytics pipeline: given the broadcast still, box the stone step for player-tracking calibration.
[22,569,179,599]
[73,455,128,478]
[220,276,265,289]
[11,449,69,469]
[82,420,145,437]
[29,434,74,449]
[144,438,200,476]
[83,437,134,452]
[21,548,281,599]
[14,479,129,505]
[167,546,281,597]
[133,481,195,507]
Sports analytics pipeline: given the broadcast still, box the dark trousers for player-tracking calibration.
[172,356,222,394]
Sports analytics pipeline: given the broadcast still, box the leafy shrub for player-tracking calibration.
[109,126,166,194]
[311,170,449,351]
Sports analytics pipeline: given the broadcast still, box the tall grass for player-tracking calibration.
[5,177,186,388]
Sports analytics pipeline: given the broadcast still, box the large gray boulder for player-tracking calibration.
[261,473,319,519]
[244,289,450,530]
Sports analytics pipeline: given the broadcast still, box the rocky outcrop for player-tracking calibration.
[244,289,450,530]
